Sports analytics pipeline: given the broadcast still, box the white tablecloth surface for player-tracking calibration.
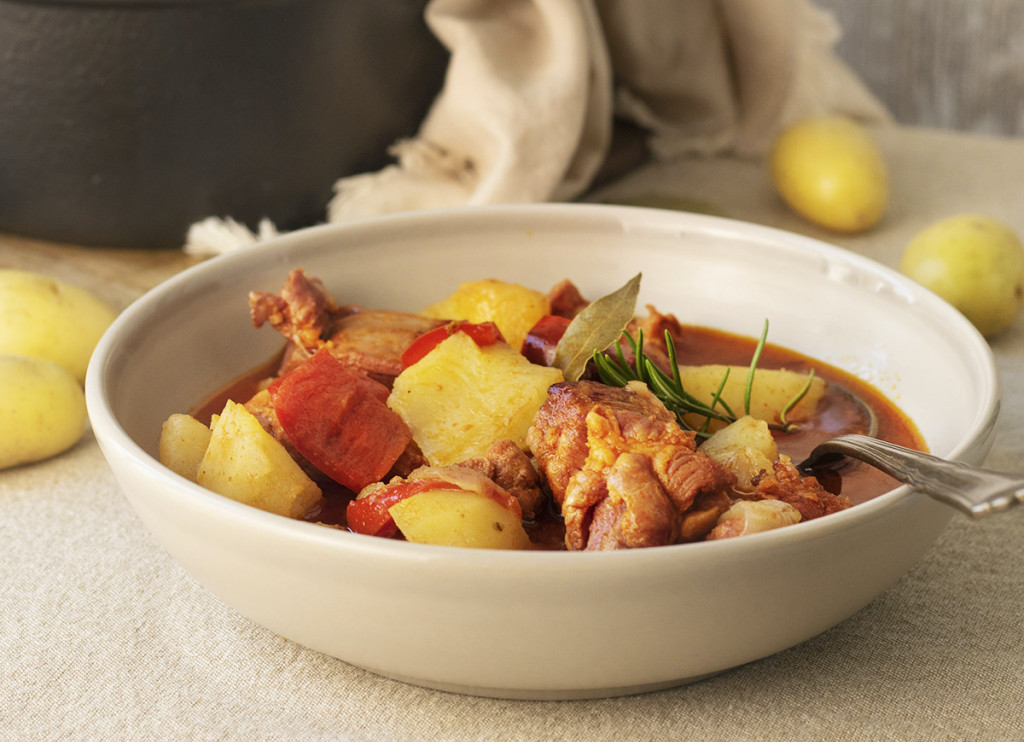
[2,125,1023,741]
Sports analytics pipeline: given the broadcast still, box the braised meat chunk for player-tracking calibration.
[249,268,445,386]
[529,380,677,504]
[455,438,546,521]
[249,268,338,352]
[528,380,736,550]
[315,309,446,387]
[546,279,590,319]
[750,457,851,520]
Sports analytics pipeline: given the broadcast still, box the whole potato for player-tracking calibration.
[0,354,88,469]
[770,116,888,233]
[0,269,118,383]
[899,214,1024,337]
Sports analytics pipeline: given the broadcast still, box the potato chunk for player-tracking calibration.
[196,400,321,518]
[679,365,824,431]
[700,415,778,491]
[0,269,117,383]
[0,354,87,469]
[707,499,802,540]
[159,413,212,481]
[389,488,531,550]
[388,332,563,465]
[419,278,550,351]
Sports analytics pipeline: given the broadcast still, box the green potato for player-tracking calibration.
[899,214,1024,337]
[0,354,88,469]
[0,269,118,384]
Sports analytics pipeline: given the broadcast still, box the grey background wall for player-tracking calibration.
[815,0,1024,137]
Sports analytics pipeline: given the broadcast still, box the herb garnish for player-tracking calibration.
[593,321,813,439]
[553,273,641,382]
[553,275,813,438]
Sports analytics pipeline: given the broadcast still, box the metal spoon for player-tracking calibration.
[799,434,1024,518]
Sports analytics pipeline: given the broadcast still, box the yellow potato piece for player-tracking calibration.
[679,365,824,431]
[0,354,87,469]
[389,489,531,549]
[0,269,118,383]
[159,413,213,482]
[196,400,321,518]
[770,116,888,233]
[700,416,778,490]
[388,332,563,465]
[419,278,550,351]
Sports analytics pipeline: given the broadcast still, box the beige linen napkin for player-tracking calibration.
[184,0,888,255]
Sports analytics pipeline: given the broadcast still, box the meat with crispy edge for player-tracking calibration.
[749,457,851,520]
[249,268,338,351]
[528,380,737,550]
[249,268,445,387]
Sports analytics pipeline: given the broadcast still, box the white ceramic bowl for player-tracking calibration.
[86,205,999,700]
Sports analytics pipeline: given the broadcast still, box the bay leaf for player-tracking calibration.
[554,273,641,381]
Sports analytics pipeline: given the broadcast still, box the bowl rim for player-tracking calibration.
[86,203,1002,566]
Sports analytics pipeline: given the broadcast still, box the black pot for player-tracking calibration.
[0,0,447,248]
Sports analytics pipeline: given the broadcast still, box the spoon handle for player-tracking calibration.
[801,434,1024,518]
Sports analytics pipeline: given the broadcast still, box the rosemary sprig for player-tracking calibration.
[743,320,769,417]
[592,322,810,439]
[780,368,816,428]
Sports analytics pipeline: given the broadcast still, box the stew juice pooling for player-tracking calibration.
[190,316,923,552]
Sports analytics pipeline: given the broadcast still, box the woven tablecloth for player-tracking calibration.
[2,126,1022,741]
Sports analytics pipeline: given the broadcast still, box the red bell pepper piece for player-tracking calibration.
[270,348,411,492]
[521,314,571,366]
[400,320,504,368]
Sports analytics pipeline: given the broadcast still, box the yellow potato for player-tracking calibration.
[419,278,550,351]
[0,354,87,469]
[388,332,563,465]
[389,488,531,549]
[679,365,824,431]
[0,269,118,383]
[899,214,1024,337]
[196,400,321,518]
[770,116,888,233]
[159,413,213,481]
[700,416,778,490]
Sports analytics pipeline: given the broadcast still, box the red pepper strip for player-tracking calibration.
[521,314,572,366]
[346,479,456,537]
[270,348,412,492]
[400,321,504,368]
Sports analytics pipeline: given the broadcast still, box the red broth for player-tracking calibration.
[193,324,924,550]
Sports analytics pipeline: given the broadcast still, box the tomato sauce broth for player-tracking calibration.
[192,325,924,547]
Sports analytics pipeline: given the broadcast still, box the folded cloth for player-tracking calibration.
[184,0,888,256]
